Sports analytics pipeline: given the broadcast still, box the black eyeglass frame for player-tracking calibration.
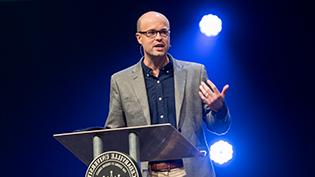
[137,29,171,38]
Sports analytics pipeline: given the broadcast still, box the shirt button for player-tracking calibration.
[158,97,162,101]
[157,80,160,84]
[146,74,149,77]
[160,115,164,118]
[166,70,169,73]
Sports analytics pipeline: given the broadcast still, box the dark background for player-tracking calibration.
[1,0,314,176]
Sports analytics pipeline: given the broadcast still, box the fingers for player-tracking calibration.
[200,82,213,98]
[199,91,207,102]
[200,80,229,97]
[199,80,229,111]
[221,84,229,98]
[200,80,230,99]
[206,80,220,94]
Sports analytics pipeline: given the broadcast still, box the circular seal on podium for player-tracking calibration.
[85,151,142,177]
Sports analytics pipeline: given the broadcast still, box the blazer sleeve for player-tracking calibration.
[200,64,231,135]
[104,75,126,128]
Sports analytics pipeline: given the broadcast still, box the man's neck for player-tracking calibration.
[143,55,169,77]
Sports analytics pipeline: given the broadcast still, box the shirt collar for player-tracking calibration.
[141,55,174,77]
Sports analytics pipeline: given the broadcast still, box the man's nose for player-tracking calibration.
[155,32,163,39]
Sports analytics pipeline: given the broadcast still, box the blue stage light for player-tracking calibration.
[210,140,233,165]
[199,14,222,37]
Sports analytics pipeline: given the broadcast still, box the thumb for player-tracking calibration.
[221,84,229,98]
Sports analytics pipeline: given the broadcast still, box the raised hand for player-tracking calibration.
[199,80,229,112]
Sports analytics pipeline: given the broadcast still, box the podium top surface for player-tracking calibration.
[54,124,200,166]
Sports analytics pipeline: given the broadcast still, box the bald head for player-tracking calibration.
[136,11,170,32]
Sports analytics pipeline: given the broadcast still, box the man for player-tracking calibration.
[105,11,231,177]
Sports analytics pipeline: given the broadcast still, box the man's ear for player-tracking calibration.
[135,33,142,45]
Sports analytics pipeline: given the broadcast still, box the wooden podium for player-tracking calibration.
[54,123,201,176]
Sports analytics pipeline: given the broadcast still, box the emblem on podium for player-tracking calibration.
[85,151,141,177]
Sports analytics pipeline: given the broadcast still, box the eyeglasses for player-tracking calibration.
[138,29,170,38]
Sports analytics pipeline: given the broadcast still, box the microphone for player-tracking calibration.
[139,45,144,57]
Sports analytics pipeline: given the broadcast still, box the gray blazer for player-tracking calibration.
[105,55,231,177]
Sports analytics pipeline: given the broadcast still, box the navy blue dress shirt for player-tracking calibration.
[141,59,177,128]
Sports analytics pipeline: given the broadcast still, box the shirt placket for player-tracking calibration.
[156,74,166,123]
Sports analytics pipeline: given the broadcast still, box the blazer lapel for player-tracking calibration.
[173,59,187,128]
[130,60,151,125]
